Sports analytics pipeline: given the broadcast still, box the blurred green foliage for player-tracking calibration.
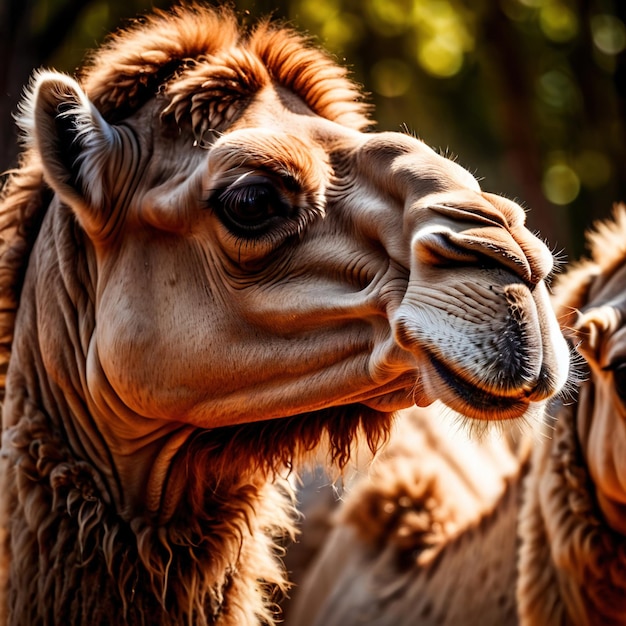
[1,0,624,258]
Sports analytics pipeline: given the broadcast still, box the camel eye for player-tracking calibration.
[214,176,291,238]
[611,361,626,402]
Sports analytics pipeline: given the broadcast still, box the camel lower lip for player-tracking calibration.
[429,353,529,420]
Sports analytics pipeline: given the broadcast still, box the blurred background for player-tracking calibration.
[1,0,624,259]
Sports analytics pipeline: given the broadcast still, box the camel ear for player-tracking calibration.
[19,71,121,234]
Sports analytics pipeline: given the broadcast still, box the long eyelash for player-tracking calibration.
[219,184,272,207]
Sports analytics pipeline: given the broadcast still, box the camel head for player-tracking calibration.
[4,6,569,514]
[554,204,626,535]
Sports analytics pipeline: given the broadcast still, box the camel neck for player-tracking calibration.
[0,397,293,625]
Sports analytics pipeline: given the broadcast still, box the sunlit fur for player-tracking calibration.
[81,4,370,132]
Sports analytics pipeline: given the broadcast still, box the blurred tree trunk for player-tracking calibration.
[614,2,626,147]
[481,6,569,253]
[0,0,36,175]
[0,0,91,176]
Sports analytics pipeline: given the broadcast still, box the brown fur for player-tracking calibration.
[287,407,528,626]
[517,204,626,625]
[518,400,626,625]
[0,160,49,395]
[81,4,370,131]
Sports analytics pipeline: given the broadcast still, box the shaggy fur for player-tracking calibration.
[518,400,626,624]
[0,398,388,625]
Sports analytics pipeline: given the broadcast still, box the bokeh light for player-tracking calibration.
[539,2,579,42]
[416,36,465,77]
[537,70,580,111]
[299,0,340,24]
[412,0,475,78]
[321,12,364,48]
[371,59,413,97]
[542,161,581,205]
[365,0,414,37]
[574,151,613,190]
[591,14,626,55]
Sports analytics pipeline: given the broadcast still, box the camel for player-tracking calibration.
[288,204,626,626]
[0,4,570,625]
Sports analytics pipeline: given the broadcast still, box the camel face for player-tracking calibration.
[19,38,568,441]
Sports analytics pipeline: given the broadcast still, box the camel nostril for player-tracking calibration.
[413,227,533,285]
[413,231,481,267]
